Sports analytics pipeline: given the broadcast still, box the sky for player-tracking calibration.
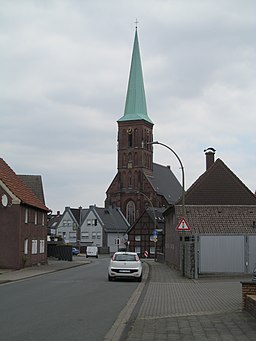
[1,0,255,214]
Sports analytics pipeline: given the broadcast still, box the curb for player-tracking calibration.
[0,261,90,285]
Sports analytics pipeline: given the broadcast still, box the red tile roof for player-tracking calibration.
[0,158,49,211]
[175,205,256,235]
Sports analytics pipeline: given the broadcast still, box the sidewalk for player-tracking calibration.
[122,261,256,341]
[0,255,89,284]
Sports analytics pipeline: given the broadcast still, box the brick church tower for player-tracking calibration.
[105,28,182,225]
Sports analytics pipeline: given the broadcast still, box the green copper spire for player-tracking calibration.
[118,29,153,124]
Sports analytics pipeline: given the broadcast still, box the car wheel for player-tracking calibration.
[137,275,142,282]
[108,275,113,281]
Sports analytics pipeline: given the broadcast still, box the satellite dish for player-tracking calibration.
[2,194,8,207]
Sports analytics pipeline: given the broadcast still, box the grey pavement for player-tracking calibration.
[122,261,256,341]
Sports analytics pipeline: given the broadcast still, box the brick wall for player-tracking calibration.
[241,281,256,309]
[245,295,256,319]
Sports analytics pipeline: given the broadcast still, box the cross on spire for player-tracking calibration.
[135,19,139,29]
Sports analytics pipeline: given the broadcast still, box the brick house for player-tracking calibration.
[0,158,49,269]
[164,149,256,278]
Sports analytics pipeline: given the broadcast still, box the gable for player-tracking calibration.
[185,159,256,205]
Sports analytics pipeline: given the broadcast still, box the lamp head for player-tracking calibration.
[147,141,159,145]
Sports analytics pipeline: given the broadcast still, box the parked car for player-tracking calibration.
[108,252,142,282]
[72,247,80,256]
[86,246,98,258]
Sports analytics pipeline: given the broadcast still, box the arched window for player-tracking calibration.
[126,201,135,225]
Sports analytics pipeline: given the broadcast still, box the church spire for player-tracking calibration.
[118,28,153,124]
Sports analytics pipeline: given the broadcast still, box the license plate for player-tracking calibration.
[119,270,130,273]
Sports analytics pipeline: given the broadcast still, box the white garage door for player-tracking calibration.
[248,235,256,273]
[199,235,244,273]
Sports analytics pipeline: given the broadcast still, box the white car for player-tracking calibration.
[108,252,143,282]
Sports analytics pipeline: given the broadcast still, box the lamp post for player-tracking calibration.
[137,191,157,261]
[147,141,186,275]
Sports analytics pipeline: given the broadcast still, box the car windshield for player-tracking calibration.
[114,254,138,261]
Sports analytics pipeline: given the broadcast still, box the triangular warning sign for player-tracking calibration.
[176,218,190,231]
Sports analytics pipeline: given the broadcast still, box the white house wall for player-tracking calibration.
[108,233,126,253]
[57,211,77,243]
[80,210,102,247]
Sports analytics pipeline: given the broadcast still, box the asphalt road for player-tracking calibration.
[0,256,139,341]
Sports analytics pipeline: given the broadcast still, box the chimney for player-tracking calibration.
[204,147,216,170]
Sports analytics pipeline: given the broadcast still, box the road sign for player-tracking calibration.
[153,229,158,236]
[176,218,191,231]
[144,250,149,258]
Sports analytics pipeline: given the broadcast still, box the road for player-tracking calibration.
[0,256,139,341]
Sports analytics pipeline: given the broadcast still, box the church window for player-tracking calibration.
[134,152,138,166]
[128,133,133,147]
[126,201,135,225]
[134,129,138,146]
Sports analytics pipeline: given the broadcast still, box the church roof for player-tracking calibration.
[146,163,183,204]
[118,29,153,124]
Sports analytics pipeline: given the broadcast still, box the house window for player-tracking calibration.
[67,220,71,226]
[97,232,101,239]
[150,246,155,255]
[135,235,141,241]
[87,219,92,226]
[81,232,89,239]
[115,238,120,245]
[126,201,135,225]
[32,240,37,254]
[42,213,45,226]
[92,232,96,239]
[25,208,29,223]
[69,232,76,240]
[63,220,67,226]
[35,211,38,225]
[135,246,141,254]
[24,239,28,254]
[94,219,97,226]
[40,240,45,253]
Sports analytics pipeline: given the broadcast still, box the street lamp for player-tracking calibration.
[147,141,186,275]
[136,191,157,261]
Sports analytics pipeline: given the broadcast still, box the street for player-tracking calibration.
[0,256,139,341]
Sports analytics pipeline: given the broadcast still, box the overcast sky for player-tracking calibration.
[1,0,255,213]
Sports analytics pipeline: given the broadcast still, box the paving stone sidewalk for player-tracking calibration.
[124,261,256,341]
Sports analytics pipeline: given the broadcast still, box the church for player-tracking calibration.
[105,28,182,225]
